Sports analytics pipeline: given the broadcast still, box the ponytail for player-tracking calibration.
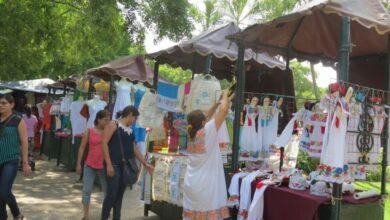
[187,110,206,140]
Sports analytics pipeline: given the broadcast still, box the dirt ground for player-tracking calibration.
[6,159,159,220]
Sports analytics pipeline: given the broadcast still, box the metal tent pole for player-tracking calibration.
[381,34,390,196]
[153,62,160,90]
[331,16,351,220]
[108,75,114,105]
[232,42,245,172]
[204,55,212,74]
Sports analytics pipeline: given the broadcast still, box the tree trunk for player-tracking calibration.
[310,62,320,100]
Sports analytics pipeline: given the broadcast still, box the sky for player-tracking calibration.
[142,0,337,88]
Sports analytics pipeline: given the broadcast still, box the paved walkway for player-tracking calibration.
[7,159,159,220]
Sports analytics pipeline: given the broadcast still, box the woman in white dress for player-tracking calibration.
[183,90,232,220]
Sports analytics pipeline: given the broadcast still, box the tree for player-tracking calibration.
[0,0,194,81]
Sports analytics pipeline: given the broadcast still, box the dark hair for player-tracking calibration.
[0,94,15,104]
[116,105,139,119]
[187,110,206,140]
[24,104,32,118]
[94,110,110,126]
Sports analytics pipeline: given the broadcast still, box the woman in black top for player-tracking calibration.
[101,106,153,220]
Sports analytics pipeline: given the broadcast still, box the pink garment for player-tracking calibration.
[184,81,191,94]
[23,115,38,138]
[85,128,104,169]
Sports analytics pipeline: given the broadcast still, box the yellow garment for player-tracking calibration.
[94,79,109,92]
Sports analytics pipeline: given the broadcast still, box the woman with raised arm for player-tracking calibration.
[183,90,233,220]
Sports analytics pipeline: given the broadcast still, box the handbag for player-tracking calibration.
[116,123,140,186]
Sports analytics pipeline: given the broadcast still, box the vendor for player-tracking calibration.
[183,90,233,220]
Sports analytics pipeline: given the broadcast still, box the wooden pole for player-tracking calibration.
[232,42,245,172]
[88,78,93,99]
[331,16,350,220]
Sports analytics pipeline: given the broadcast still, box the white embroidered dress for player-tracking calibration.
[318,97,350,183]
[183,119,229,220]
[240,105,260,161]
[112,81,133,120]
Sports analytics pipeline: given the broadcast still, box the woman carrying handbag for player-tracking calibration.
[101,106,153,220]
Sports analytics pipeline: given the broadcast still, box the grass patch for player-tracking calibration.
[354,181,389,219]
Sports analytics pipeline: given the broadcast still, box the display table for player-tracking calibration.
[263,186,383,220]
[56,132,73,171]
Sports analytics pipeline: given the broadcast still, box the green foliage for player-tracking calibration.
[158,64,192,84]
[290,61,325,108]
[0,0,194,81]
[257,0,299,21]
[296,150,320,174]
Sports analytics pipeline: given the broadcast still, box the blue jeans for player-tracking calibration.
[0,160,21,219]
[82,165,107,205]
[101,165,127,220]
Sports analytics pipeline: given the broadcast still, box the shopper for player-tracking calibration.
[22,104,38,153]
[31,106,42,150]
[76,110,111,220]
[0,94,31,220]
[101,106,153,220]
[183,90,232,220]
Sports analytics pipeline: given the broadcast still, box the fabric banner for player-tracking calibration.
[157,81,179,112]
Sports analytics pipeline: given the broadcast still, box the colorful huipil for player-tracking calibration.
[318,96,350,183]
[240,104,260,161]
[183,119,229,220]
[305,112,327,157]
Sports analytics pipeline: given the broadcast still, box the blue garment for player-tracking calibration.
[82,165,107,205]
[134,89,145,109]
[101,165,126,220]
[157,81,179,112]
[0,159,21,219]
[132,124,147,143]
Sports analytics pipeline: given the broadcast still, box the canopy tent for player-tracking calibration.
[229,0,390,64]
[148,23,287,81]
[0,78,62,94]
[86,55,153,82]
[48,75,79,89]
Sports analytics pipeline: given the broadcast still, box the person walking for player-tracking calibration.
[183,90,233,220]
[76,110,111,220]
[0,94,31,220]
[22,105,38,153]
[101,106,153,220]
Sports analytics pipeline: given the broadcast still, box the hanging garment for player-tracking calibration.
[218,120,231,154]
[183,119,229,220]
[305,113,327,158]
[186,75,221,114]
[138,91,165,129]
[134,88,146,109]
[261,104,280,158]
[112,82,133,120]
[42,104,52,131]
[86,100,107,128]
[176,82,191,113]
[240,105,260,161]
[60,96,72,113]
[227,172,249,207]
[49,101,61,115]
[169,159,182,205]
[318,97,350,183]
[157,81,179,112]
[238,170,264,220]
[247,183,268,220]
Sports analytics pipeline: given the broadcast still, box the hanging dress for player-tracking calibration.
[183,119,229,220]
[318,97,350,183]
[240,104,260,161]
[112,82,133,120]
[86,100,107,128]
[70,100,87,143]
[261,103,280,156]
[257,106,274,159]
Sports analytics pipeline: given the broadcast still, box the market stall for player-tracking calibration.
[228,0,390,219]
[144,22,296,219]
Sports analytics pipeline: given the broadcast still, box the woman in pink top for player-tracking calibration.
[76,110,110,220]
[22,105,38,152]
